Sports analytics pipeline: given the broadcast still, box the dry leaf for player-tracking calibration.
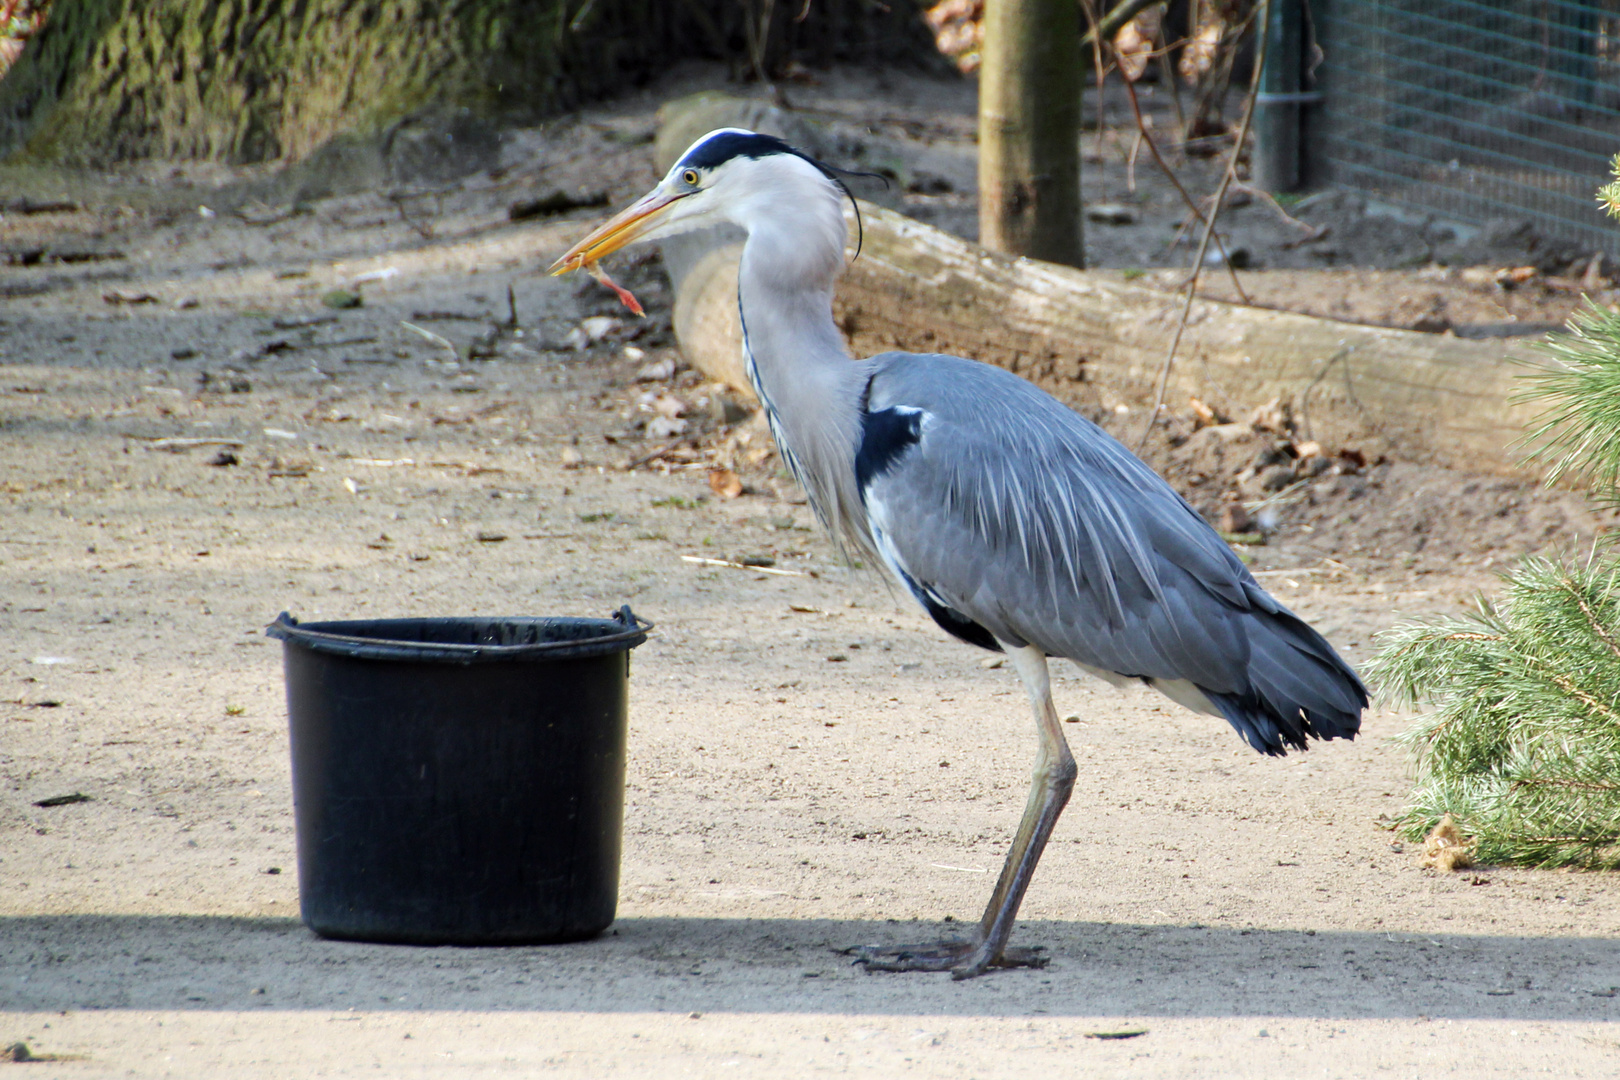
[1188,397,1219,427]
[708,467,744,499]
[1112,5,1160,82]
[1422,814,1475,871]
[1249,397,1291,433]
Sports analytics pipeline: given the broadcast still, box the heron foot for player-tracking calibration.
[848,938,1048,979]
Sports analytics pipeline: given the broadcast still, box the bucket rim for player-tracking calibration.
[266,607,651,663]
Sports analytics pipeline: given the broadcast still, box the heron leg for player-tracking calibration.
[853,645,1076,979]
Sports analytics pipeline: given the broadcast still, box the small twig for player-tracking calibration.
[1118,73,1248,303]
[305,336,379,349]
[1126,125,1143,194]
[1081,0,1164,47]
[1229,182,1326,237]
[1558,573,1620,663]
[1135,0,1271,453]
[1243,476,1312,514]
[386,192,434,240]
[1297,346,1351,443]
[1077,0,1111,169]
[568,0,599,30]
[400,321,459,359]
[141,437,246,452]
[1090,0,1245,299]
[681,555,805,577]
[1507,778,1620,793]
[231,202,308,227]
[1173,5,1263,296]
[272,315,339,330]
[621,440,692,471]
[744,0,778,84]
[1156,17,1188,134]
[410,310,486,322]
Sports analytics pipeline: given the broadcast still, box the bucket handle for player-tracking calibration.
[267,607,653,656]
[610,604,655,640]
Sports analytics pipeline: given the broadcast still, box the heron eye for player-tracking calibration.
[681,169,700,187]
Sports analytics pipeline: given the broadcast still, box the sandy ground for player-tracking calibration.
[3,67,1619,1078]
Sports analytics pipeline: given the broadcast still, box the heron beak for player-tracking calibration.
[547,189,681,276]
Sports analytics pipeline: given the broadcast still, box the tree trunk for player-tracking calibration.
[977,0,1083,267]
[0,0,937,168]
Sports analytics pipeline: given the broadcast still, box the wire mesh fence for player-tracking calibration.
[1313,0,1620,258]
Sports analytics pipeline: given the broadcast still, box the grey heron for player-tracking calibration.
[551,129,1367,980]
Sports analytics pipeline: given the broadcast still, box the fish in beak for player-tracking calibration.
[547,187,684,317]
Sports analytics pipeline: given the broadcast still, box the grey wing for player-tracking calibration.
[856,353,1366,754]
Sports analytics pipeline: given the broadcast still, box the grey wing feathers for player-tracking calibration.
[858,352,1366,755]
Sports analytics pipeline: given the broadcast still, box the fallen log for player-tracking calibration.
[654,95,1551,477]
[672,204,1551,476]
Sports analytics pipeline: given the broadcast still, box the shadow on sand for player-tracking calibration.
[3,914,1616,1020]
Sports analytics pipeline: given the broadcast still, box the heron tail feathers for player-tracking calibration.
[1203,610,1368,756]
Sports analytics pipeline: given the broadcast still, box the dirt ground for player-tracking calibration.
[3,64,1618,1077]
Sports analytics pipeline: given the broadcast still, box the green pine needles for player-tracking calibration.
[1371,557,1620,869]
[1598,154,1620,221]
[1516,300,1620,507]
[1371,170,1620,869]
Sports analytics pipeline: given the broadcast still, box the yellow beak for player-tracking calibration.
[547,189,682,275]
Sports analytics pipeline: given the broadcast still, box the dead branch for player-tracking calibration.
[1137,0,1270,451]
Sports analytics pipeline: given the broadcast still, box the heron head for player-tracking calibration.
[548,128,849,275]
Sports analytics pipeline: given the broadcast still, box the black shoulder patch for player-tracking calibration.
[678,131,798,172]
[855,405,923,495]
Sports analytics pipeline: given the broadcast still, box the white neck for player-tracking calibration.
[730,164,871,553]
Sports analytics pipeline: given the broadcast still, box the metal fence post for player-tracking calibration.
[1255,0,1304,192]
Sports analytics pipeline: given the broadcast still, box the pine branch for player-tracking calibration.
[1515,301,1620,506]
[1370,554,1620,869]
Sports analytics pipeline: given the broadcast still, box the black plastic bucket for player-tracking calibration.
[267,607,649,946]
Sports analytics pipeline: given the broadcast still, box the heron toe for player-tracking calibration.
[850,938,1048,977]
